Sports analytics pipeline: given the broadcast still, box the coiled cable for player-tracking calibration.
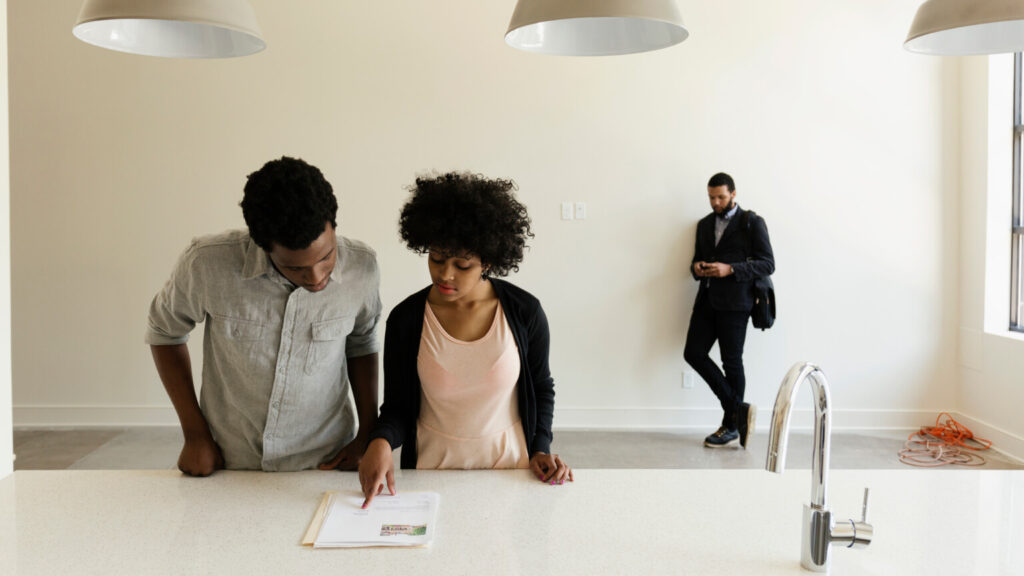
[898,412,991,467]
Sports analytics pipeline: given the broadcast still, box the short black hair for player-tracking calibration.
[708,172,735,192]
[399,172,533,277]
[240,156,338,251]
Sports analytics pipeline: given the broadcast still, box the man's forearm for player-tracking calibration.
[150,344,212,440]
[347,352,380,438]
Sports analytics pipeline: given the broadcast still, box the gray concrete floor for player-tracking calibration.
[13,427,1024,471]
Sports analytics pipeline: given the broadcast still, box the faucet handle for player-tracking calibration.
[829,487,873,549]
[860,487,870,523]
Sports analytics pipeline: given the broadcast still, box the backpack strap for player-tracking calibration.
[742,210,756,258]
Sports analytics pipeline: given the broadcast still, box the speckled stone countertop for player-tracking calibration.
[1,468,1021,575]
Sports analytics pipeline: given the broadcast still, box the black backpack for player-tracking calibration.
[741,211,775,331]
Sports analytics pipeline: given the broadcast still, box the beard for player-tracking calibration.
[714,200,736,216]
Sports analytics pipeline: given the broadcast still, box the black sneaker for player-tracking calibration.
[738,402,756,449]
[703,426,739,448]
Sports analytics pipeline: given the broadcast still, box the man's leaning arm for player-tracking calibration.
[348,352,380,440]
[151,343,223,476]
[318,352,379,470]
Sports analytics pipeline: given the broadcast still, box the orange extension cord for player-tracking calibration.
[898,412,992,467]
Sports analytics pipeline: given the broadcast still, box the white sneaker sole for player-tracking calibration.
[703,438,739,448]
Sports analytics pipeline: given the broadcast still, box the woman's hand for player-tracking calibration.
[358,438,396,508]
[530,452,573,485]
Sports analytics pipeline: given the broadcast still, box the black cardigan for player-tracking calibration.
[369,278,555,469]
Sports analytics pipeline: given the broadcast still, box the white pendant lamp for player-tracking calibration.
[72,0,265,59]
[505,0,688,56]
[905,0,1024,55]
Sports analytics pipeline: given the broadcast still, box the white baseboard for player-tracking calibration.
[950,412,1024,464]
[553,406,943,432]
[15,405,940,430]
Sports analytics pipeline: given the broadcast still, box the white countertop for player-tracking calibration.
[1,468,1021,575]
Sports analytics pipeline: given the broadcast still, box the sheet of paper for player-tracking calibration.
[310,491,440,548]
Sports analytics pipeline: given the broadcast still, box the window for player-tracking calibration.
[1014,53,1024,332]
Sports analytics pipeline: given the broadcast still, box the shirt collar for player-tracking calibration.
[242,235,270,280]
[241,234,343,286]
[718,203,740,220]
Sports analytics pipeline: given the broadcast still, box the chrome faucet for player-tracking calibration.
[765,362,873,572]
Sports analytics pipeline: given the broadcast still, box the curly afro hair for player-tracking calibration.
[399,172,533,277]
[240,156,338,251]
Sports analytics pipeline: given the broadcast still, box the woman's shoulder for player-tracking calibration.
[491,278,541,311]
[387,285,432,322]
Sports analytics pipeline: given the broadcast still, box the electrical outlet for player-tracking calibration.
[561,202,573,220]
[682,371,695,389]
[574,201,587,220]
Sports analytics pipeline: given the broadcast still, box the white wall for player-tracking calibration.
[957,54,1024,459]
[1,0,14,478]
[9,1,959,433]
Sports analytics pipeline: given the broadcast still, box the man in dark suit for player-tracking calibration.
[685,172,775,449]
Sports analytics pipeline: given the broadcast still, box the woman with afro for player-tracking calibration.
[359,172,572,506]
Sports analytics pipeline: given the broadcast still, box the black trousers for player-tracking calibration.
[684,291,750,429]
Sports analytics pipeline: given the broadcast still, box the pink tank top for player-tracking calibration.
[416,301,529,470]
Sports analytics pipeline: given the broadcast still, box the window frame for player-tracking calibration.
[1013,53,1024,332]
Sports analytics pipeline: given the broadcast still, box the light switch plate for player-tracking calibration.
[682,371,695,389]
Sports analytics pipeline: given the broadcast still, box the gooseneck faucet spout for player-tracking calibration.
[765,362,872,573]
[765,362,832,508]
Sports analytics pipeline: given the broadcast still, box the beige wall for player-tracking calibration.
[9,1,962,433]
[957,54,1024,459]
[1,0,12,478]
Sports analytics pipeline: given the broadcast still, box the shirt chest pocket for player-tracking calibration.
[304,316,355,375]
[221,317,264,340]
[212,315,266,365]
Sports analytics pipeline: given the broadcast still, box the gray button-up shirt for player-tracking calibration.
[146,230,382,471]
[714,203,740,246]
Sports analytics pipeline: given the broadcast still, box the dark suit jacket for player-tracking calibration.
[691,207,775,312]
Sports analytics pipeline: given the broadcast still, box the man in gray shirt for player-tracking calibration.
[146,157,382,475]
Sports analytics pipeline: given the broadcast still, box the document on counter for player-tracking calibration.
[303,491,440,548]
